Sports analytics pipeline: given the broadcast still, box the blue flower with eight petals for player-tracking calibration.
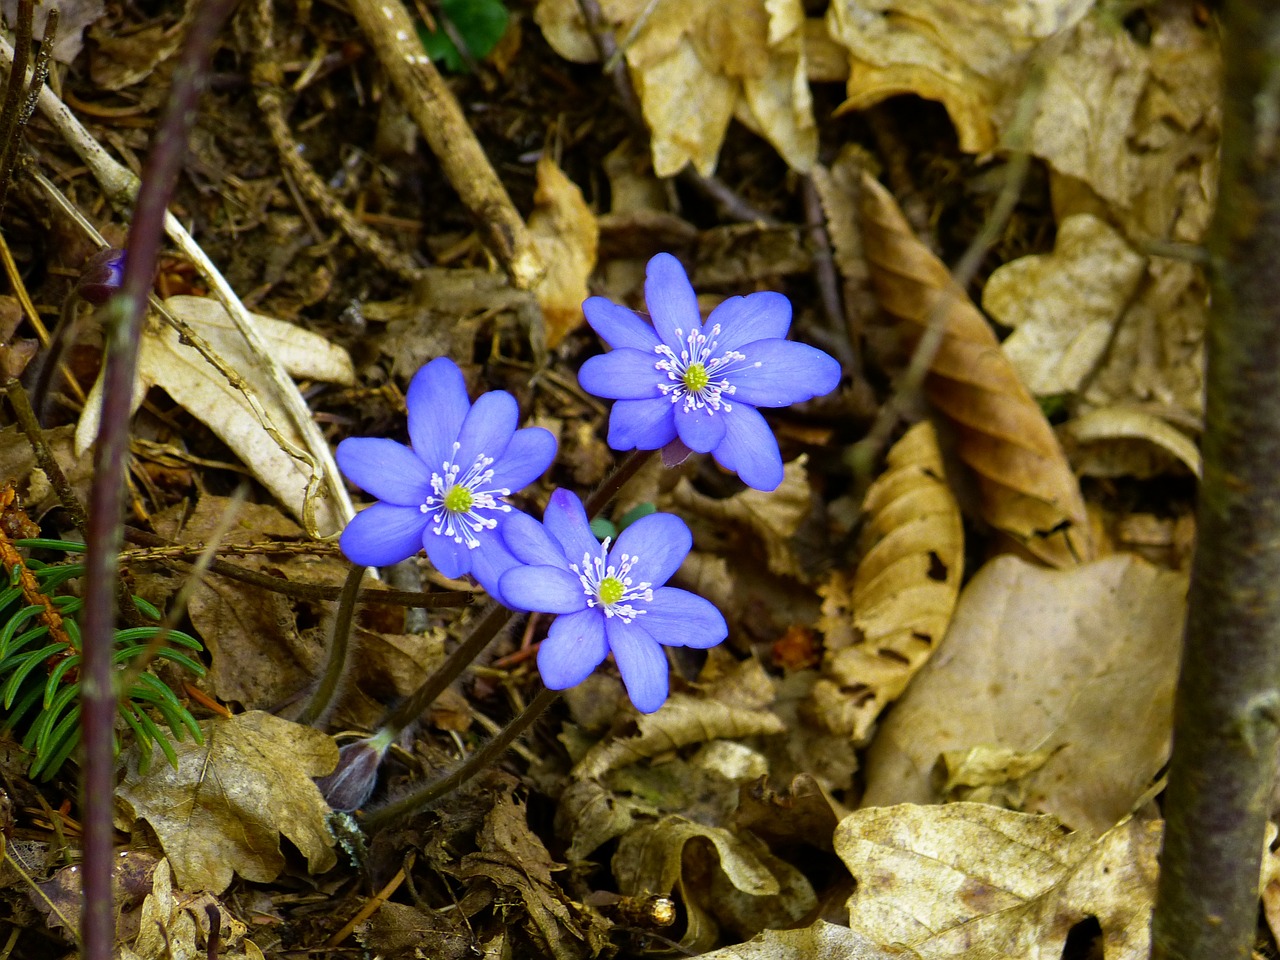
[499,488,727,713]
[337,357,556,604]
[578,252,841,491]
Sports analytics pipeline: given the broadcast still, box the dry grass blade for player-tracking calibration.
[859,172,1092,567]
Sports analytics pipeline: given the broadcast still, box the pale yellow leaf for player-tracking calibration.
[984,214,1145,397]
[117,711,338,894]
[694,920,926,959]
[836,805,1159,960]
[862,554,1186,836]
[76,297,355,532]
[1064,406,1202,479]
[815,421,962,742]
[528,154,598,349]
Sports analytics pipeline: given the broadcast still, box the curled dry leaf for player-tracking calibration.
[120,860,263,960]
[528,154,599,349]
[862,553,1187,837]
[116,711,338,894]
[983,214,1146,398]
[76,297,355,534]
[859,172,1091,567]
[535,0,816,176]
[570,695,786,782]
[693,920,918,960]
[813,421,962,743]
[836,804,1160,960]
[613,815,815,954]
[1063,406,1202,479]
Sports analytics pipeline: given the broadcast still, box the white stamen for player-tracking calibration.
[568,536,653,623]
[419,441,512,549]
[653,323,750,414]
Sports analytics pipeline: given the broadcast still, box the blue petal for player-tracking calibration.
[706,291,792,351]
[608,398,677,451]
[455,390,518,467]
[502,564,589,613]
[606,619,669,713]
[641,588,727,648]
[730,340,842,407]
[424,527,470,579]
[336,438,431,506]
[544,489,601,565]
[502,511,569,567]
[488,426,556,493]
[538,609,608,690]
[578,350,662,400]
[674,404,727,453]
[712,406,784,492]
[406,358,470,467]
[340,503,428,567]
[583,297,661,351]
[644,253,701,347]
[467,527,522,607]
[612,513,691,587]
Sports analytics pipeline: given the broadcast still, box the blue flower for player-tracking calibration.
[499,489,727,713]
[578,252,841,491]
[337,357,557,604]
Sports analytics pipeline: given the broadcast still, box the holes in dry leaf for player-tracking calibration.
[1061,915,1103,960]
[926,550,949,582]
[876,648,911,666]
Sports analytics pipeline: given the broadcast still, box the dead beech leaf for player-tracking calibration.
[613,815,815,954]
[860,172,1091,567]
[825,0,1092,153]
[121,860,262,960]
[76,297,355,534]
[528,154,599,349]
[983,214,1146,397]
[814,421,962,742]
[668,456,811,579]
[116,711,338,894]
[535,0,816,176]
[571,695,786,781]
[862,553,1186,837]
[836,804,1160,960]
[1063,406,1202,479]
[694,920,921,960]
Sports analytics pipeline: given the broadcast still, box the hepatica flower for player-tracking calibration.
[499,489,727,713]
[578,252,841,491]
[337,358,556,603]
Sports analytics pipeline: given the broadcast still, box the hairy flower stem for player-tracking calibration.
[363,686,559,829]
[298,564,364,726]
[585,448,656,517]
[79,3,237,959]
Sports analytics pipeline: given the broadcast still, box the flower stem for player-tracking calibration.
[363,685,559,829]
[585,448,656,518]
[298,563,364,726]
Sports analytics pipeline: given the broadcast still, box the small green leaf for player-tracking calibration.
[418,0,508,73]
[590,518,617,541]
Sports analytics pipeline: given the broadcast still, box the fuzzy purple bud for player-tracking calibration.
[315,731,393,812]
[76,247,126,306]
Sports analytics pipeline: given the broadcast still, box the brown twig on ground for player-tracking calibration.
[245,0,427,283]
[802,174,857,372]
[343,0,543,290]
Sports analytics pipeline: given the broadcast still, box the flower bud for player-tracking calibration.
[314,733,392,812]
[76,248,125,306]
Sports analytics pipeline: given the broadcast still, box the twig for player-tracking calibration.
[247,0,427,283]
[801,174,858,372]
[344,0,543,290]
[4,378,88,534]
[79,5,239,959]
[297,564,364,725]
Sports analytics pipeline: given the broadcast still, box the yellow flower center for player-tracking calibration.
[598,576,626,606]
[682,362,710,393]
[443,485,473,513]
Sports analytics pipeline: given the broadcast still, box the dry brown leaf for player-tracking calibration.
[825,0,1092,153]
[535,0,816,176]
[862,553,1186,836]
[983,214,1146,397]
[528,154,599,349]
[814,421,962,742]
[116,711,337,894]
[121,860,262,960]
[836,805,1160,960]
[694,920,924,960]
[1063,406,1201,479]
[613,815,814,954]
[860,172,1091,567]
[668,456,812,579]
[570,695,786,781]
[76,297,355,533]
